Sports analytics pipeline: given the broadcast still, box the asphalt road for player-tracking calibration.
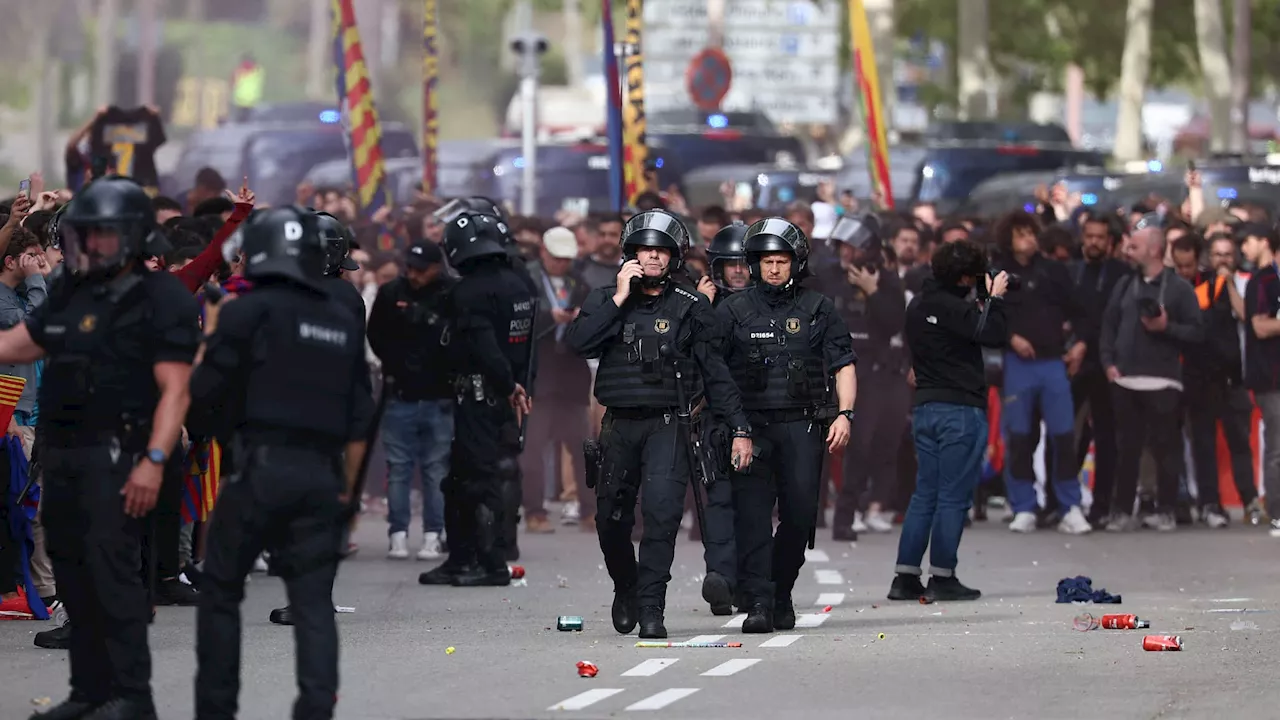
[4,510,1280,720]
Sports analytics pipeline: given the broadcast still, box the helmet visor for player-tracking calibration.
[59,222,129,276]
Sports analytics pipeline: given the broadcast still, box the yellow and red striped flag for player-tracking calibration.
[0,375,25,431]
[849,0,893,208]
[331,0,396,248]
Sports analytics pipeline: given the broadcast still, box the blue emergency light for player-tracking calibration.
[318,110,341,124]
[1147,160,1163,172]
[513,156,526,169]
[1081,193,1098,206]
[653,157,664,169]
[1023,203,1036,213]
[1218,187,1238,200]
[707,113,729,129]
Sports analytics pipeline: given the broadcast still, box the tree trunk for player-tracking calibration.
[1230,0,1250,153]
[96,0,120,106]
[306,0,329,99]
[1193,0,1232,153]
[1114,0,1153,163]
[956,0,991,120]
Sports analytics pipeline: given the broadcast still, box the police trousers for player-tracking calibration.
[443,397,519,572]
[42,444,153,706]
[596,409,689,607]
[732,417,824,608]
[196,446,345,720]
[692,422,736,586]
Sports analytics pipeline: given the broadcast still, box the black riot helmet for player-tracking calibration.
[57,176,158,278]
[314,211,359,276]
[829,213,883,268]
[436,196,509,225]
[444,211,510,270]
[707,221,753,292]
[743,217,811,279]
[235,206,326,286]
[621,209,690,272]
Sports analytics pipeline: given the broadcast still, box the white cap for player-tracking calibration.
[543,226,578,259]
[811,202,838,239]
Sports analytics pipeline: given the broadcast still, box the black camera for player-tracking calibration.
[983,269,1022,293]
[1137,296,1162,318]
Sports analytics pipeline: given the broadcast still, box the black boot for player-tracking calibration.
[612,587,638,634]
[741,603,773,634]
[451,566,511,587]
[81,698,156,720]
[34,621,71,650]
[418,562,474,585]
[268,606,293,625]
[638,605,667,639]
[887,573,927,601]
[773,595,796,631]
[701,571,733,616]
[925,575,981,602]
[29,693,98,720]
[155,578,199,606]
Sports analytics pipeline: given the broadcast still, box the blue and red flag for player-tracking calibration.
[601,0,625,211]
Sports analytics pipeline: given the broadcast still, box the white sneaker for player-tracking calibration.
[387,531,409,559]
[1057,506,1093,535]
[561,501,581,526]
[252,554,269,573]
[1009,512,1037,533]
[851,511,869,533]
[1202,506,1230,529]
[865,512,894,533]
[416,532,442,560]
[1269,519,1280,538]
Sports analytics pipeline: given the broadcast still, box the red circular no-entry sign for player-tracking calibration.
[686,47,733,111]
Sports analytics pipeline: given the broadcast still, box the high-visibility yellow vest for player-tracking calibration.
[232,66,264,108]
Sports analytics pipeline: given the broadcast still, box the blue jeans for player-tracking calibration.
[895,402,987,577]
[382,398,454,535]
[1001,354,1081,514]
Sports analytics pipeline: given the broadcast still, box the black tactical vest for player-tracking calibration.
[594,285,702,409]
[725,289,828,411]
[244,293,364,443]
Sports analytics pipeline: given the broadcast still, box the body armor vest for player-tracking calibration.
[594,286,701,409]
[725,289,828,411]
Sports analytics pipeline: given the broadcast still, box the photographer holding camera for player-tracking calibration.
[1099,220,1203,532]
[888,240,1008,603]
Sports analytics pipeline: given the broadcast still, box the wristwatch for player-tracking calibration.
[144,448,167,465]
[732,426,752,439]
[838,410,856,423]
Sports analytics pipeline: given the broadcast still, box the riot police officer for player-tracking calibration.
[717,218,856,634]
[189,206,374,720]
[315,210,367,330]
[418,211,534,587]
[695,221,755,615]
[567,210,753,639]
[4,177,201,720]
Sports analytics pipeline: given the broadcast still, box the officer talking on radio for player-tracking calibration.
[717,217,856,634]
[567,209,752,639]
[3,177,201,720]
[188,207,374,720]
[418,211,534,588]
[691,221,755,615]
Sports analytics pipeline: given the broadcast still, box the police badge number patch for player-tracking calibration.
[654,318,670,334]
[785,317,801,334]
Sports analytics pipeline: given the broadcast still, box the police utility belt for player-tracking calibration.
[42,415,151,453]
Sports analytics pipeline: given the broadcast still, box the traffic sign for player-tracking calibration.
[685,47,733,111]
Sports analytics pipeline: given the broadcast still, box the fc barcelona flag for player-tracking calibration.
[0,375,25,430]
[331,0,396,249]
[180,439,223,524]
[601,0,625,211]
[848,0,893,208]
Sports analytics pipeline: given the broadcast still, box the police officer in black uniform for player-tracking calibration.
[190,206,374,720]
[4,177,201,720]
[717,218,856,634]
[418,211,534,587]
[316,210,367,329]
[694,222,755,614]
[567,210,753,639]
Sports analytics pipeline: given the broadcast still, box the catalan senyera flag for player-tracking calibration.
[621,0,650,204]
[180,439,223,524]
[331,0,395,248]
[421,0,440,197]
[0,375,25,431]
[848,0,893,208]
[601,0,625,211]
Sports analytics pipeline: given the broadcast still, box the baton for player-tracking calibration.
[344,375,393,520]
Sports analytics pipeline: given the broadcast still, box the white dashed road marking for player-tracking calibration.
[804,549,830,562]
[548,688,625,711]
[814,569,844,585]
[687,634,726,644]
[795,613,831,628]
[622,659,679,677]
[701,659,761,676]
[759,634,804,648]
[625,688,700,711]
[722,614,746,628]
[815,592,845,606]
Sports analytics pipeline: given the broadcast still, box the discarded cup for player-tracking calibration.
[1101,614,1150,630]
[557,615,584,631]
[509,565,526,580]
[1073,613,1099,632]
[1142,635,1183,651]
[576,660,599,678]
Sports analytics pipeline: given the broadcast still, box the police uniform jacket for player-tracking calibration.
[448,261,535,398]
[716,283,856,412]
[567,281,749,430]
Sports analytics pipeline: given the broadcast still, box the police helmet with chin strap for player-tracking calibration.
[743,217,810,279]
[621,209,690,272]
[234,206,326,286]
[707,221,753,291]
[57,176,162,278]
[314,210,359,276]
[444,211,510,269]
